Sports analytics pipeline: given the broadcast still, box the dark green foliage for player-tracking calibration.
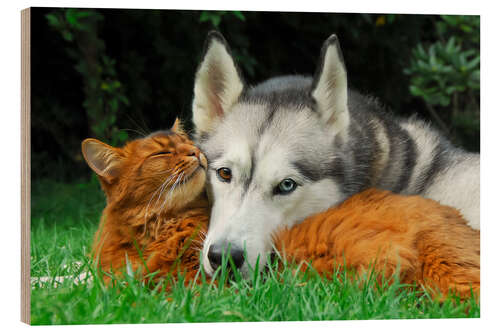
[405,15,480,151]
[31,8,479,182]
[46,9,130,146]
[406,39,479,107]
[199,11,246,27]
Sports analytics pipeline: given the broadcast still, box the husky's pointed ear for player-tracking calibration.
[81,138,123,183]
[192,31,245,135]
[311,35,349,137]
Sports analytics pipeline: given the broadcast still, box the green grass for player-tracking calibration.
[30,179,480,325]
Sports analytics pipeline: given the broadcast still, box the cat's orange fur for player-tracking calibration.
[275,189,480,300]
[82,120,479,300]
[82,120,209,283]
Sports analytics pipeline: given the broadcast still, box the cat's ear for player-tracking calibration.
[171,117,185,134]
[192,31,245,136]
[311,34,350,137]
[81,139,123,182]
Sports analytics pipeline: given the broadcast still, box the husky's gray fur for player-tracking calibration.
[191,31,479,277]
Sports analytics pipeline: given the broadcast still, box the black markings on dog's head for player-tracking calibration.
[293,159,323,182]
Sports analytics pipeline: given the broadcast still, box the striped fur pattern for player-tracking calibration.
[81,120,210,282]
[191,32,479,278]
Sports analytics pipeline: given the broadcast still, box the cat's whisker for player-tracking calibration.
[157,171,182,207]
[146,182,167,216]
[118,128,148,138]
[171,172,184,195]
[143,169,183,238]
[153,167,183,208]
[155,167,178,176]
[181,171,188,192]
[123,113,151,138]
[161,171,184,211]
[144,183,164,220]
[155,172,178,207]
[143,170,181,236]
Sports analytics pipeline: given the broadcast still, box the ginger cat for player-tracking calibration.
[82,119,209,283]
[82,120,479,300]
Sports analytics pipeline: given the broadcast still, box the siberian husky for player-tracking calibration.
[191,31,479,277]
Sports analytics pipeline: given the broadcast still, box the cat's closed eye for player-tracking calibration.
[151,151,173,157]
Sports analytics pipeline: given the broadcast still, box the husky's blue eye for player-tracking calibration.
[217,167,232,183]
[276,178,297,195]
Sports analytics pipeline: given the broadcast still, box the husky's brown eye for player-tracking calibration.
[217,167,232,183]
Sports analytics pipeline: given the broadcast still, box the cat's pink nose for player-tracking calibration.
[188,147,200,158]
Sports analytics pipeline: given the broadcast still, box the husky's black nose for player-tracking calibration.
[208,243,245,271]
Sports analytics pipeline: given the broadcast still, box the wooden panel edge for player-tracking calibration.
[21,7,31,325]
